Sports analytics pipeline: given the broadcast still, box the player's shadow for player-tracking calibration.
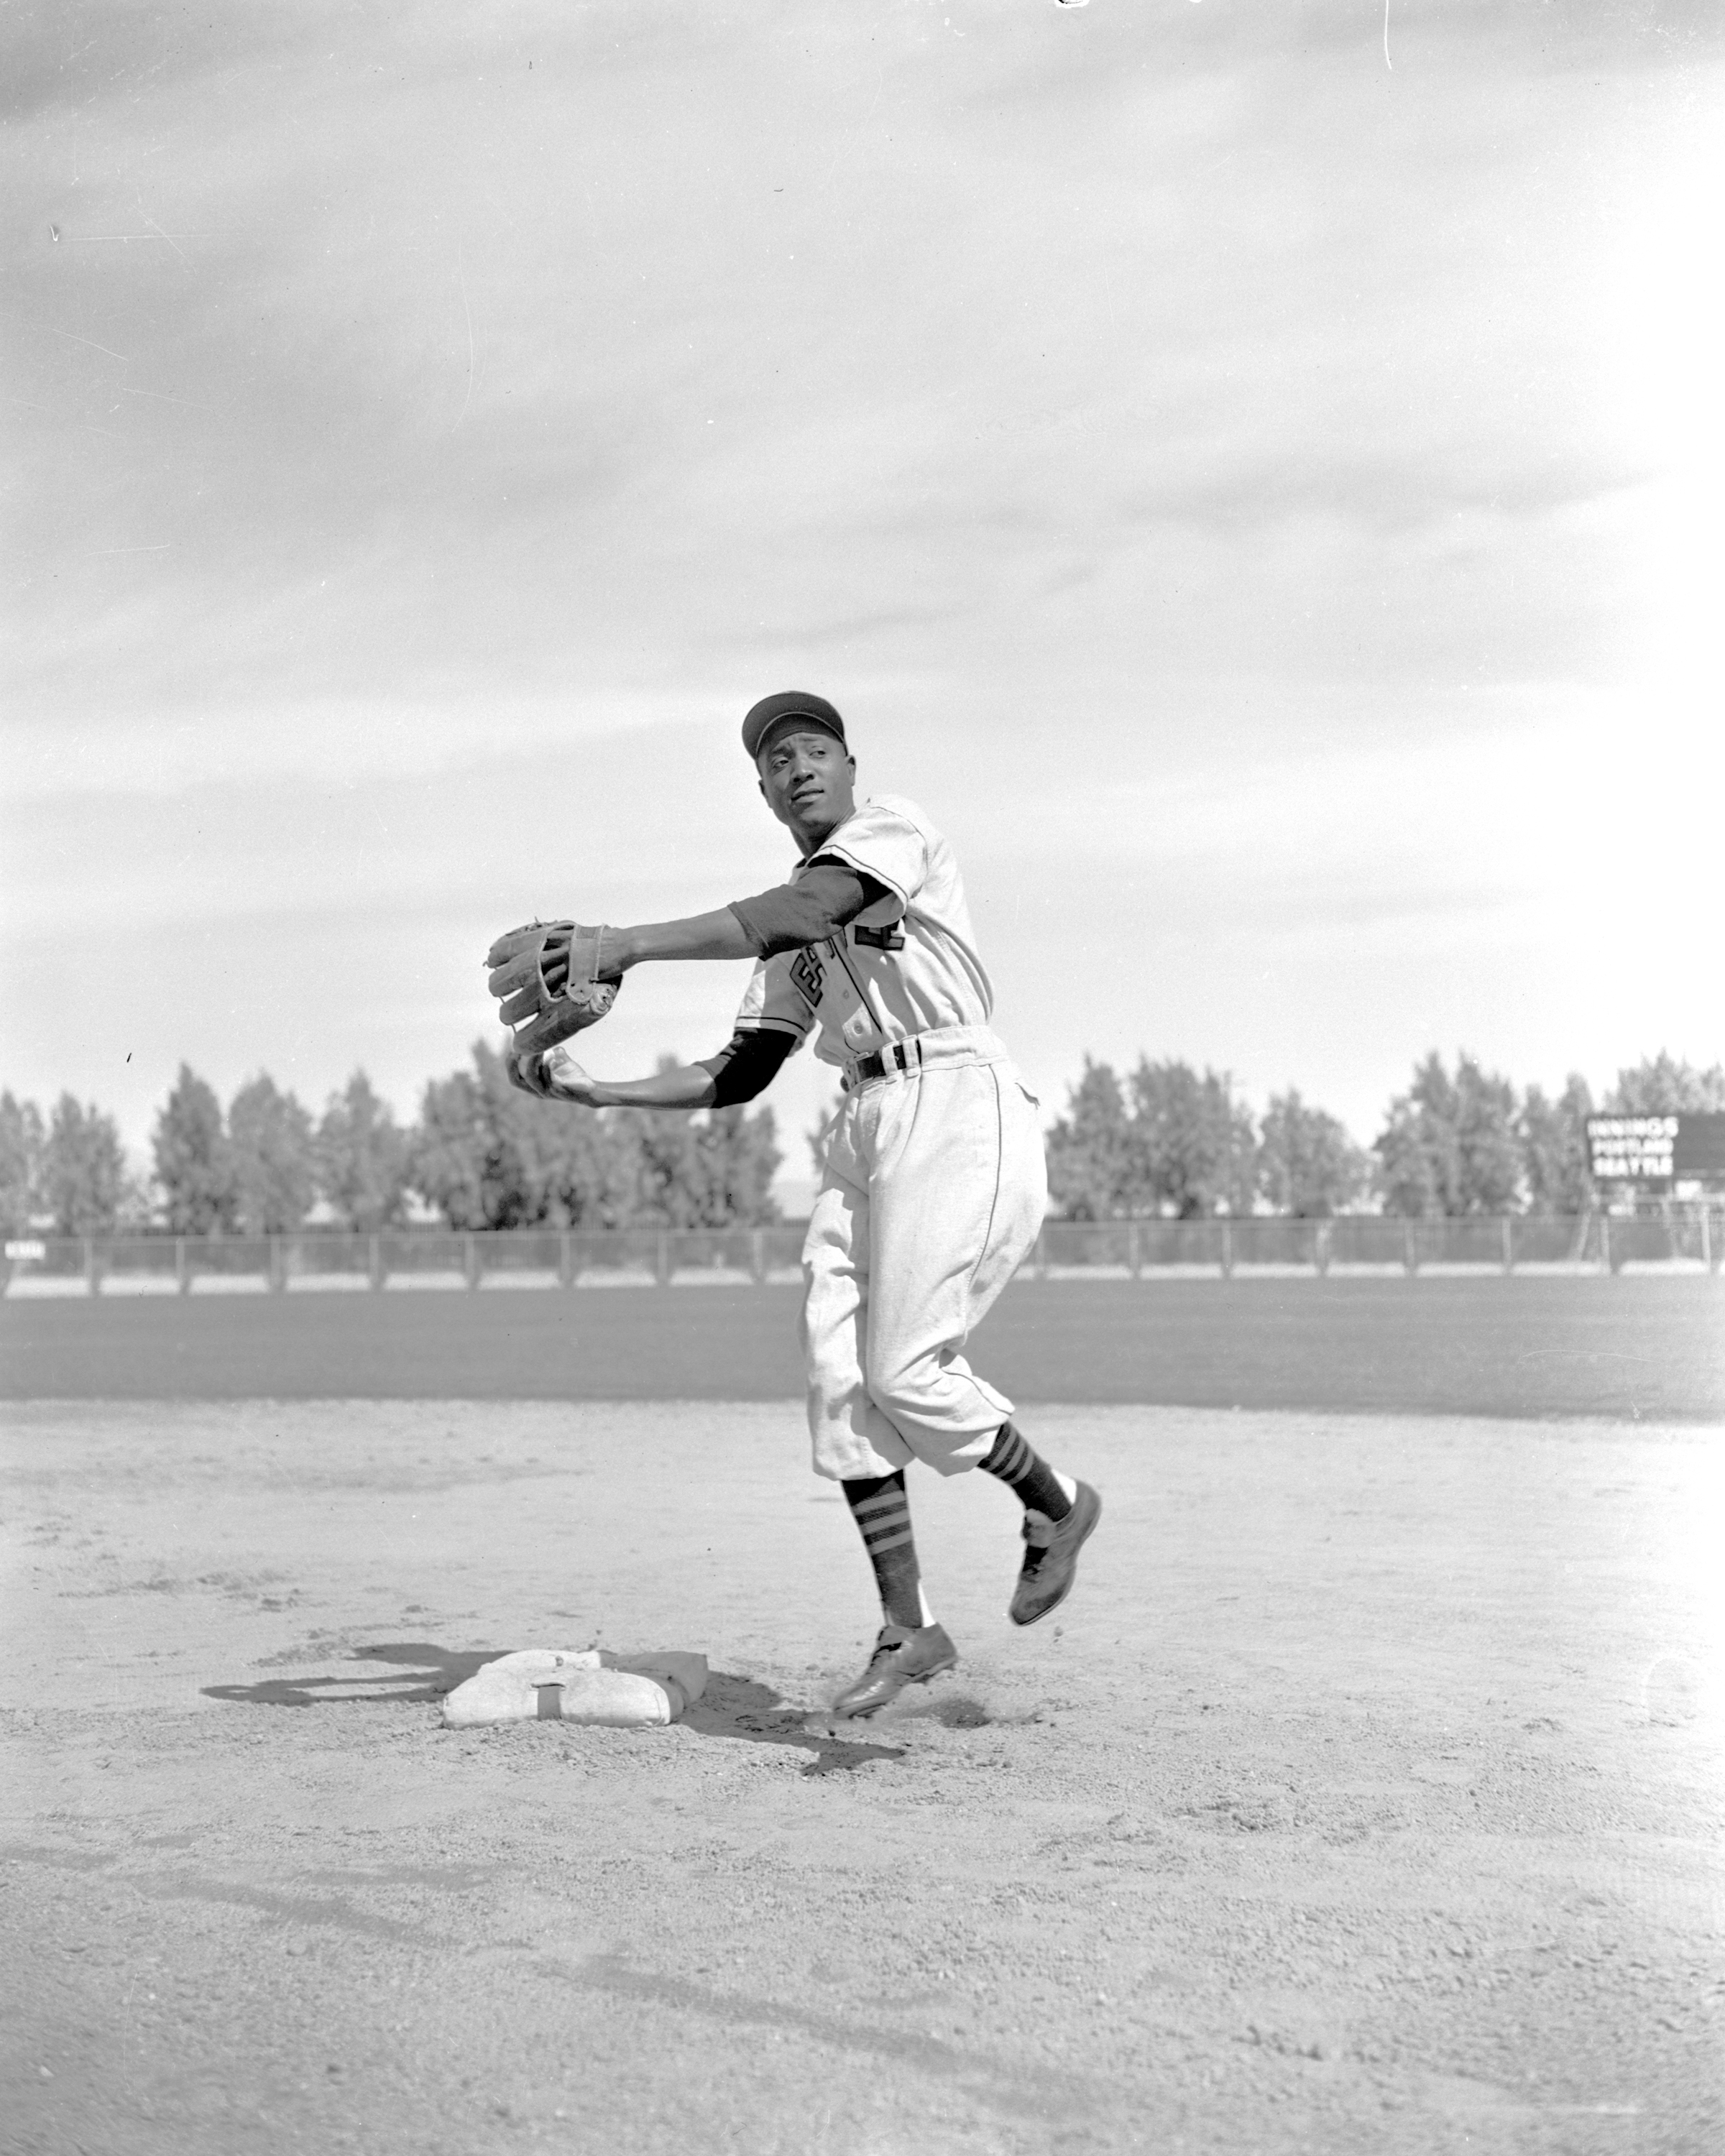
[201,1645,904,1777]
[684,1672,906,1778]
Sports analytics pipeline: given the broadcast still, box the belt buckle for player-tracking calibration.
[847,1040,914,1091]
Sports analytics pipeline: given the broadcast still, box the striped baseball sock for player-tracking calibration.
[980,1422,1074,1521]
[842,1471,929,1631]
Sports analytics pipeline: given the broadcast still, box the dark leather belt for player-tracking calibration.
[842,1038,924,1092]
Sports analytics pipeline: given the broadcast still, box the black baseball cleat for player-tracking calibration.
[830,1623,958,1718]
[1009,1481,1103,1626]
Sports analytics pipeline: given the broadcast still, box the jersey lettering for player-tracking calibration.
[789,944,825,1009]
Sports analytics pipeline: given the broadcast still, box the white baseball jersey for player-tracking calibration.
[732,795,993,1069]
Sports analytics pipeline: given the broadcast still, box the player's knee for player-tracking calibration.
[865,1354,937,1428]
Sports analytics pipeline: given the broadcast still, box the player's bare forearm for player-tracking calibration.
[608,908,756,970]
[518,1028,788,1110]
[579,1062,718,1110]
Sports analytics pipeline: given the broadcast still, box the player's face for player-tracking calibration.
[758,728,857,853]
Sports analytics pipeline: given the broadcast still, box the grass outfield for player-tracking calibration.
[2,1272,1720,1419]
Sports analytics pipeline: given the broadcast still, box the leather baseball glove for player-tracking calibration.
[484,920,621,1057]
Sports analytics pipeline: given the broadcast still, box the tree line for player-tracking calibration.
[1047,1050,1724,1220]
[4,1045,1719,1240]
[0,1044,781,1239]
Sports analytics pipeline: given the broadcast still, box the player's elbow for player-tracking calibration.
[699,1028,795,1109]
[709,1066,768,1109]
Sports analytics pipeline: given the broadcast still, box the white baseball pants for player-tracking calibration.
[801,1026,1047,1481]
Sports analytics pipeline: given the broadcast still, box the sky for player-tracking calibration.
[4,1,1721,1203]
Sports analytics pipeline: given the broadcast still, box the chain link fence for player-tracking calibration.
[2,1207,1719,1295]
[0,1225,811,1296]
[1029,1210,1719,1275]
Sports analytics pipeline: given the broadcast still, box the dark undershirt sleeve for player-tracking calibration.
[727,863,893,957]
[694,1028,799,1108]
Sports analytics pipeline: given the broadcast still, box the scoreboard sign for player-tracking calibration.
[1588,1116,1678,1181]
[1587,1113,1725,1184]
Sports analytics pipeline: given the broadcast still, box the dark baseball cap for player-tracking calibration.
[741,691,847,763]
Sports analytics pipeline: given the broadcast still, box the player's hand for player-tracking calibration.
[507,1048,599,1105]
[540,1045,602,1105]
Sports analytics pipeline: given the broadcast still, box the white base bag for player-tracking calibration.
[441,1648,708,1729]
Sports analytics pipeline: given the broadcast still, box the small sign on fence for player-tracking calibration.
[4,1240,47,1261]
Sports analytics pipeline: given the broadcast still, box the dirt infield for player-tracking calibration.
[4,1273,1721,1420]
[4,1399,1721,2155]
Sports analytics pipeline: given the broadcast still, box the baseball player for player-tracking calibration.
[488,691,1100,1717]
